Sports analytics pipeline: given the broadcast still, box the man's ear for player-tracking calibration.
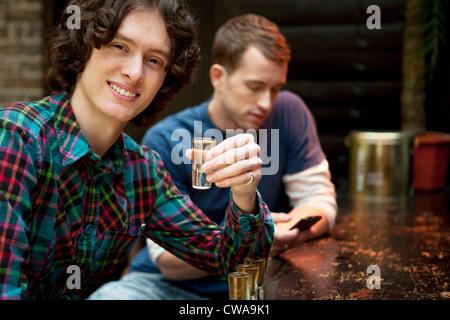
[209,64,227,90]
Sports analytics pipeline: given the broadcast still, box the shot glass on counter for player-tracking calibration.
[244,256,267,300]
[228,272,251,300]
[237,264,260,300]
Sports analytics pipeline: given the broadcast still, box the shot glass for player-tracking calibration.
[237,264,260,300]
[228,272,251,300]
[192,137,216,190]
[243,256,267,300]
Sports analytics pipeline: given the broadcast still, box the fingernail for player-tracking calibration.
[202,163,211,173]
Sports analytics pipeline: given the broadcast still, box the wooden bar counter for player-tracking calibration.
[263,190,450,300]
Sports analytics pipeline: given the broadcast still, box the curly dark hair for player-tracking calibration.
[44,0,201,126]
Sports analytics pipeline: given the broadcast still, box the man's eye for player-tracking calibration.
[271,87,282,94]
[248,85,262,91]
[146,58,165,70]
[148,58,161,65]
[112,44,126,51]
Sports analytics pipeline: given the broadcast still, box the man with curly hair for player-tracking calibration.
[0,0,273,300]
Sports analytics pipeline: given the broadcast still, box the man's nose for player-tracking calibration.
[257,90,272,111]
[122,55,144,83]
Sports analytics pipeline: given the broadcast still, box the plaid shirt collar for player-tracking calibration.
[50,91,124,174]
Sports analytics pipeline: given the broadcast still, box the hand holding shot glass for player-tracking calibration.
[187,134,262,192]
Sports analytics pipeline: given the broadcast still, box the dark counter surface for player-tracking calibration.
[263,190,450,300]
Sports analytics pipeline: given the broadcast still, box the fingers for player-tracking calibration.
[269,228,301,257]
[185,134,260,168]
[271,212,292,223]
[202,134,260,173]
[186,151,261,187]
[185,148,194,162]
[207,165,261,188]
[205,133,257,159]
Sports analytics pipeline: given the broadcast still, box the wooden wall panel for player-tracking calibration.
[138,0,406,187]
[201,0,405,187]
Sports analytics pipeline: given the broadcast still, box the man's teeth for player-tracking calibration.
[110,83,137,98]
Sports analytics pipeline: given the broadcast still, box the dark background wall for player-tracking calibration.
[25,0,450,189]
[141,0,408,190]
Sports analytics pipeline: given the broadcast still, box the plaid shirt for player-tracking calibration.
[0,91,273,300]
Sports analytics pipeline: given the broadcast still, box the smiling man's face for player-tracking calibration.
[71,8,171,128]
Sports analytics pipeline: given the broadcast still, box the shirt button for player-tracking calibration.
[239,217,251,232]
[85,224,93,235]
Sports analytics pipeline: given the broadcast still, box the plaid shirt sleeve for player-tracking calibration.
[143,151,274,281]
[0,117,38,299]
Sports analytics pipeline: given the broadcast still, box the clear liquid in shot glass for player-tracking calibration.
[192,137,216,189]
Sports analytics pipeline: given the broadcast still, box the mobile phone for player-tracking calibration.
[290,215,322,230]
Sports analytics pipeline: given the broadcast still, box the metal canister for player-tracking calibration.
[346,131,415,200]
